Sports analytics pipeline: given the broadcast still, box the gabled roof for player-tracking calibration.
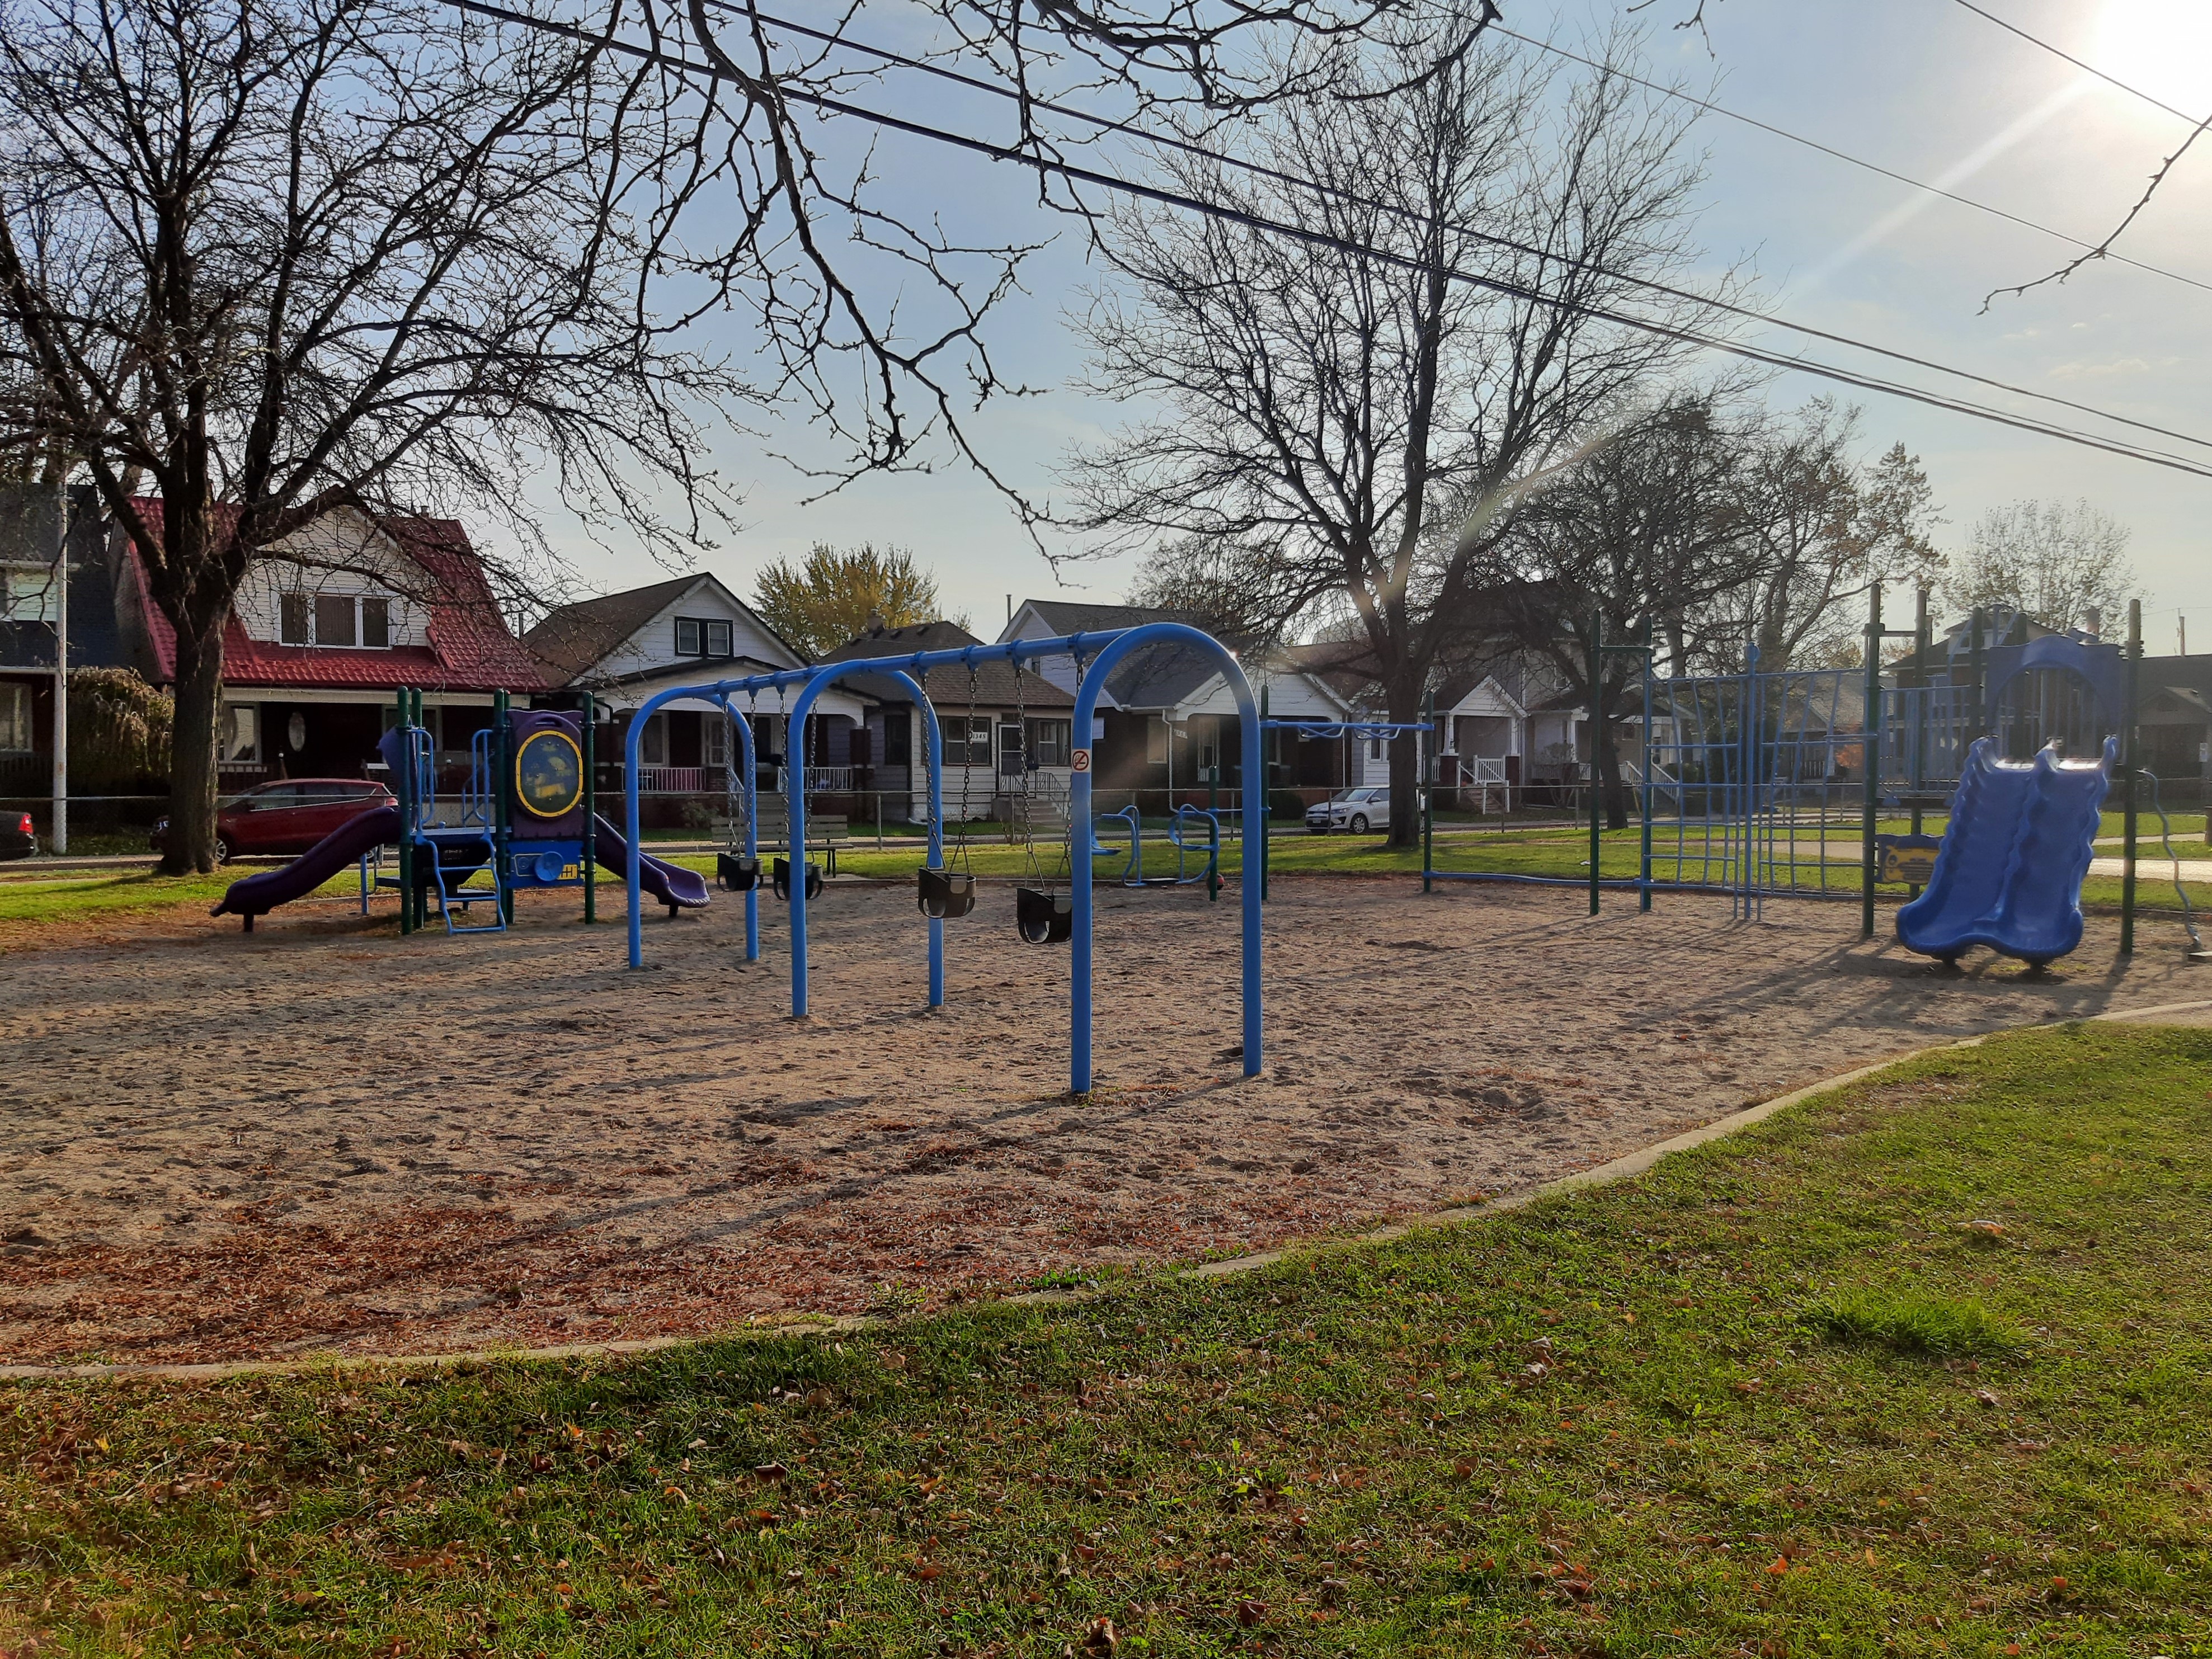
[118,499,549,692]
[525,575,703,678]
[818,619,1074,709]
[1003,598,1198,642]
[524,572,801,681]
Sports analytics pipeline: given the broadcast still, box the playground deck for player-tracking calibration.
[0,879,2200,1368]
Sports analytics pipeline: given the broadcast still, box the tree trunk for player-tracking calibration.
[1594,704,1631,832]
[163,619,227,874]
[1386,669,1423,847]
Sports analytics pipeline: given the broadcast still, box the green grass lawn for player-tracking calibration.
[6,1022,2210,1656]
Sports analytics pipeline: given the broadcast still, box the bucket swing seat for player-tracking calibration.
[773,856,823,901]
[917,866,975,918]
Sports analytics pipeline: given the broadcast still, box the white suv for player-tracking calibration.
[1306,786,1388,834]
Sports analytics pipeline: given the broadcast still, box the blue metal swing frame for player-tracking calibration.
[623,623,1265,1093]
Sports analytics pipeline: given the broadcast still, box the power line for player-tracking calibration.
[436,0,2212,484]
[1947,0,2201,124]
[726,0,2212,458]
[1488,25,2212,299]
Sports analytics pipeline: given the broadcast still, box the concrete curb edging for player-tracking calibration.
[8,998,2208,1387]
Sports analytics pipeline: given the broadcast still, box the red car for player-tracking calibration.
[150,779,396,864]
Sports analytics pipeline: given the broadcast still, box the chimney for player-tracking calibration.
[2083,606,2102,640]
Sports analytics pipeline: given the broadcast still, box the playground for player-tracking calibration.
[3,874,2200,1369]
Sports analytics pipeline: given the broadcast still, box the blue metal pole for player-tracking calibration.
[785,671,826,1017]
[887,669,944,1007]
[1071,624,1262,1093]
[720,697,761,963]
[625,697,648,968]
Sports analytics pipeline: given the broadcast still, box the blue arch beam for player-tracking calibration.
[622,624,1265,1096]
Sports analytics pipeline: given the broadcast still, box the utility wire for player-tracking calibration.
[724,0,2212,456]
[1488,25,2212,299]
[1947,0,2202,124]
[436,0,2212,484]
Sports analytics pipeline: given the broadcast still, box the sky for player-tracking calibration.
[538,0,2212,651]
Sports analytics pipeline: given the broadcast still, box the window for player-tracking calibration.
[638,713,669,767]
[674,618,703,656]
[1368,736,1383,760]
[2,567,58,624]
[704,619,733,657]
[1027,718,1071,768]
[0,682,29,752]
[249,785,304,811]
[1193,718,1220,777]
[360,596,392,648]
[280,592,310,644]
[220,705,257,763]
[883,709,911,765]
[942,714,992,766]
[1146,715,1169,765]
[703,716,728,769]
[314,593,357,647]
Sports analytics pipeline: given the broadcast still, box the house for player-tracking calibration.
[524,573,830,805]
[111,501,548,785]
[2132,654,2212,794]
[818,619,1075,822]
[999,600,1355,804]
[1,484,129,835]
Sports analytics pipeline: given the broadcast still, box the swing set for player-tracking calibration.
[622,622,1267,1091]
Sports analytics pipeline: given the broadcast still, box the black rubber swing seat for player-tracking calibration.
[1015,885,1072,944]
[916,865,975,919]
[717,852,760,892]
[772,856,823,901]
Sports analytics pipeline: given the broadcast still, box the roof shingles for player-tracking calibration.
[120,499,549,693]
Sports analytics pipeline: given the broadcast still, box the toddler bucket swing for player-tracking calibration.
[916,661,977,919]
[770,681,823,901]
[1013,645,1074,944]
[717,697,759,892]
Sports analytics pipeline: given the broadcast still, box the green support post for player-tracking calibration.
[1206,762,1220,903]
[581,691,596,925]
[1588,616,1602,917]
[1909,587,1930,900]
[2121,599,2141,955]
[494,689,514,925]
[395,686,412,936]
[1969,608,1986,743]
[1861,586,1883,942]
[1422,691,1434,893]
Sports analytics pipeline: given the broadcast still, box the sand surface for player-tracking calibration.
[1,877,2201,1367]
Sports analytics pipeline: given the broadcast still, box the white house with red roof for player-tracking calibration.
[111,501,549,785]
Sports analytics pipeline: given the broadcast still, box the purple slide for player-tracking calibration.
[211,805,401,930]
[594,814,710,913]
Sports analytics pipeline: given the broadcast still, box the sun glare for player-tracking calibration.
[2094,0,2212,117]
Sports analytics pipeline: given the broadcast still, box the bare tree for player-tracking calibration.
[1065,21,1717,844]
[0,0,775,869]
[1489,394,1760,827]
[3,0,1420,873]
[1728,403,1941,674]
[1943,498,2137,636]
[1124,535,1302,644]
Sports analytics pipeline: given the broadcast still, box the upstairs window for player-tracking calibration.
[314,593,357,647]
[674,616,733,657]
[278,590,394,647]
[1,567,58,624]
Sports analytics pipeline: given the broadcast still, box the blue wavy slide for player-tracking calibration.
[212,807,708,928]
[1896,736,2116,967]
